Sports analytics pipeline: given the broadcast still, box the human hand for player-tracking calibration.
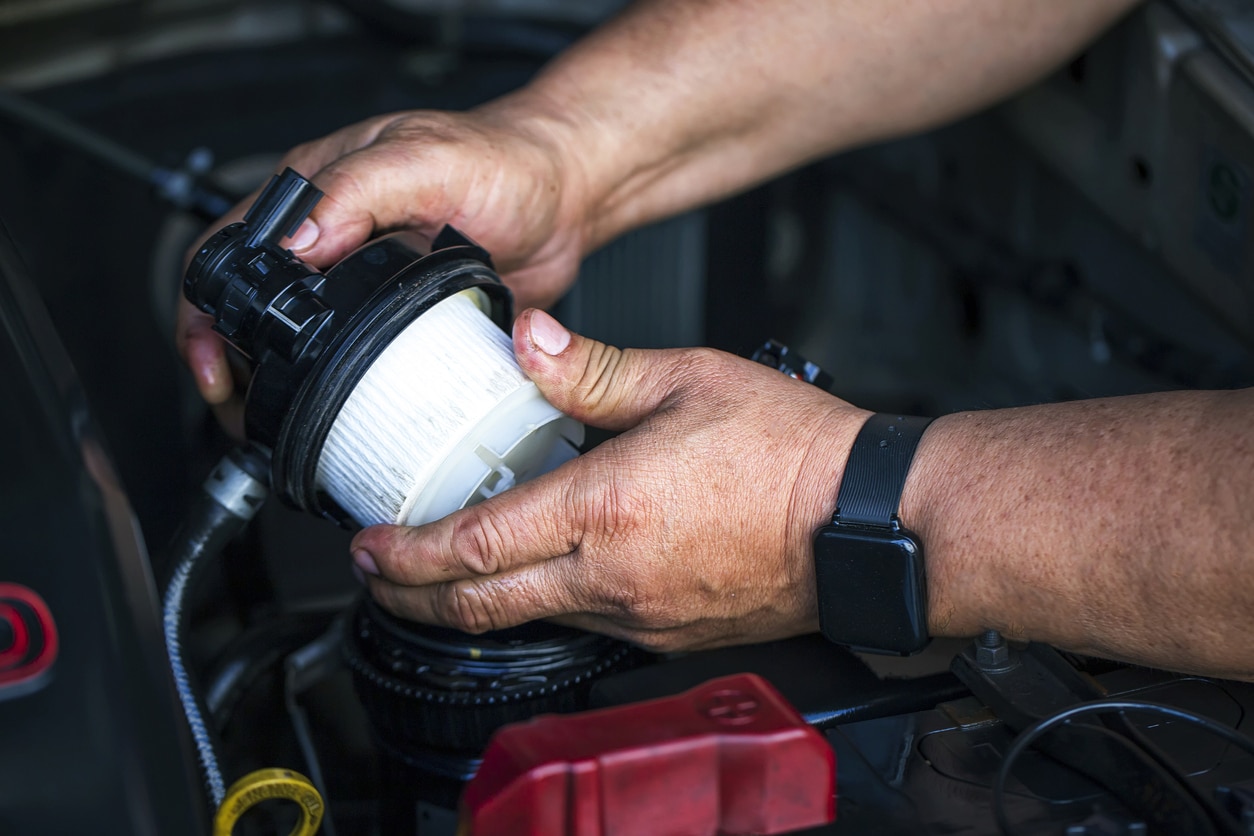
[348,310,871,652]
[177,96,591,420]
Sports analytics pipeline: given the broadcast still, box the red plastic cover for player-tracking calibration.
[461,672,836,835]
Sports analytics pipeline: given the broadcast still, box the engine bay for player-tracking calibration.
[1,2,1254,834]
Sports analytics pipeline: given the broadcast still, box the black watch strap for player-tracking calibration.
[834,414,934,527]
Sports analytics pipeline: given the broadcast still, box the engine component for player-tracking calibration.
[460,673,836,836]
[991,698,1254,836]
[345,598,645,782]
[184,166,582,528]
[163,445,272,808]
[750,338,833,389]
[952,640,1248,835]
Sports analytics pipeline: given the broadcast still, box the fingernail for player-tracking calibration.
[529,309,571,356]
[287,218,319,252]
[351,564,367,585]
[353,548,379,576]
[198,361,219,394]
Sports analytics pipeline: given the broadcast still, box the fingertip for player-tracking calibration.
[285,218,319,253]
[514,308,576,373]
[512,309,536,354]
[353,548,380,576]
[297,162,384,269]
[197,372,224,404]
[350,524,402,563]
[188,340,231,404]
[293,207,373,270]
[527,308,571,356]
[515,315,673,431]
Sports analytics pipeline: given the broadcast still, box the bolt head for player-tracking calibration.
[976,644,1011,668]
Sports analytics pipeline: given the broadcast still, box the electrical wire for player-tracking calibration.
[992,699,1254,835]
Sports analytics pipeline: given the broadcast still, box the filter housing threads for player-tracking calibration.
[184,167,582,526]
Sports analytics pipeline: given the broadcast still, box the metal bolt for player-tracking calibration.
[975,629,1014,670]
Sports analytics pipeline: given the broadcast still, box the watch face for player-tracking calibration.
[813,524,929,656]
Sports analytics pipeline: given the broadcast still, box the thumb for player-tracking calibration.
[513,308,685,431]
[285,145,430,270]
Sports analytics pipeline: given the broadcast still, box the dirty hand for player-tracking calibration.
[177,98,591,415]
[349,310,871,652]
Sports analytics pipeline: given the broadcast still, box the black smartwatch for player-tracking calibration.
[813,413,934,656]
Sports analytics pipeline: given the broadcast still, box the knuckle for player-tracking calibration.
[280,141,317,170]
[682,347,733,389]
[448,512,510,576]
[438,581,504,634]
[684,346,724,368]
[358,112,409,143]
[571,342,627,411]
[376,113,430,143]
[319,165,371,209]
[583,477,643,542]
[574,557,661,626]
[368,582,408,620]
[603,583,650,622]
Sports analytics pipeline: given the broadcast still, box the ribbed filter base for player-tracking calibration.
[315,290,581,527]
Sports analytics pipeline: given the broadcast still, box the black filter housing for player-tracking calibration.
[344,598,647,781]
[184,167,511,525]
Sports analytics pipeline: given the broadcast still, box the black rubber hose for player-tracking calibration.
[204,610,338,730]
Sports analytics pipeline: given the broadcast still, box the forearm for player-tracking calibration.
[494,0,1139,251]
[901,389,1254,680]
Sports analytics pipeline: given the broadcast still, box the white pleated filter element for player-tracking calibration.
[315,289,583,528]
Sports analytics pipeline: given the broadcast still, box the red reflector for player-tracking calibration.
[0,583,58,695]
[461,673,835,836]
[0,603,31,669]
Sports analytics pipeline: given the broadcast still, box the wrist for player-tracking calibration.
[792,402,873,538]
[896,412,985,639]
[812,413,936,654]
[498,50,745,254]
[777,406,867,634]
[474,87,603,260]
[785,403,871,633]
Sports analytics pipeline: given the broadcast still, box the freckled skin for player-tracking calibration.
[169,1,1254,678]
[905,394,1254,680]
[354,314,1254,678]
